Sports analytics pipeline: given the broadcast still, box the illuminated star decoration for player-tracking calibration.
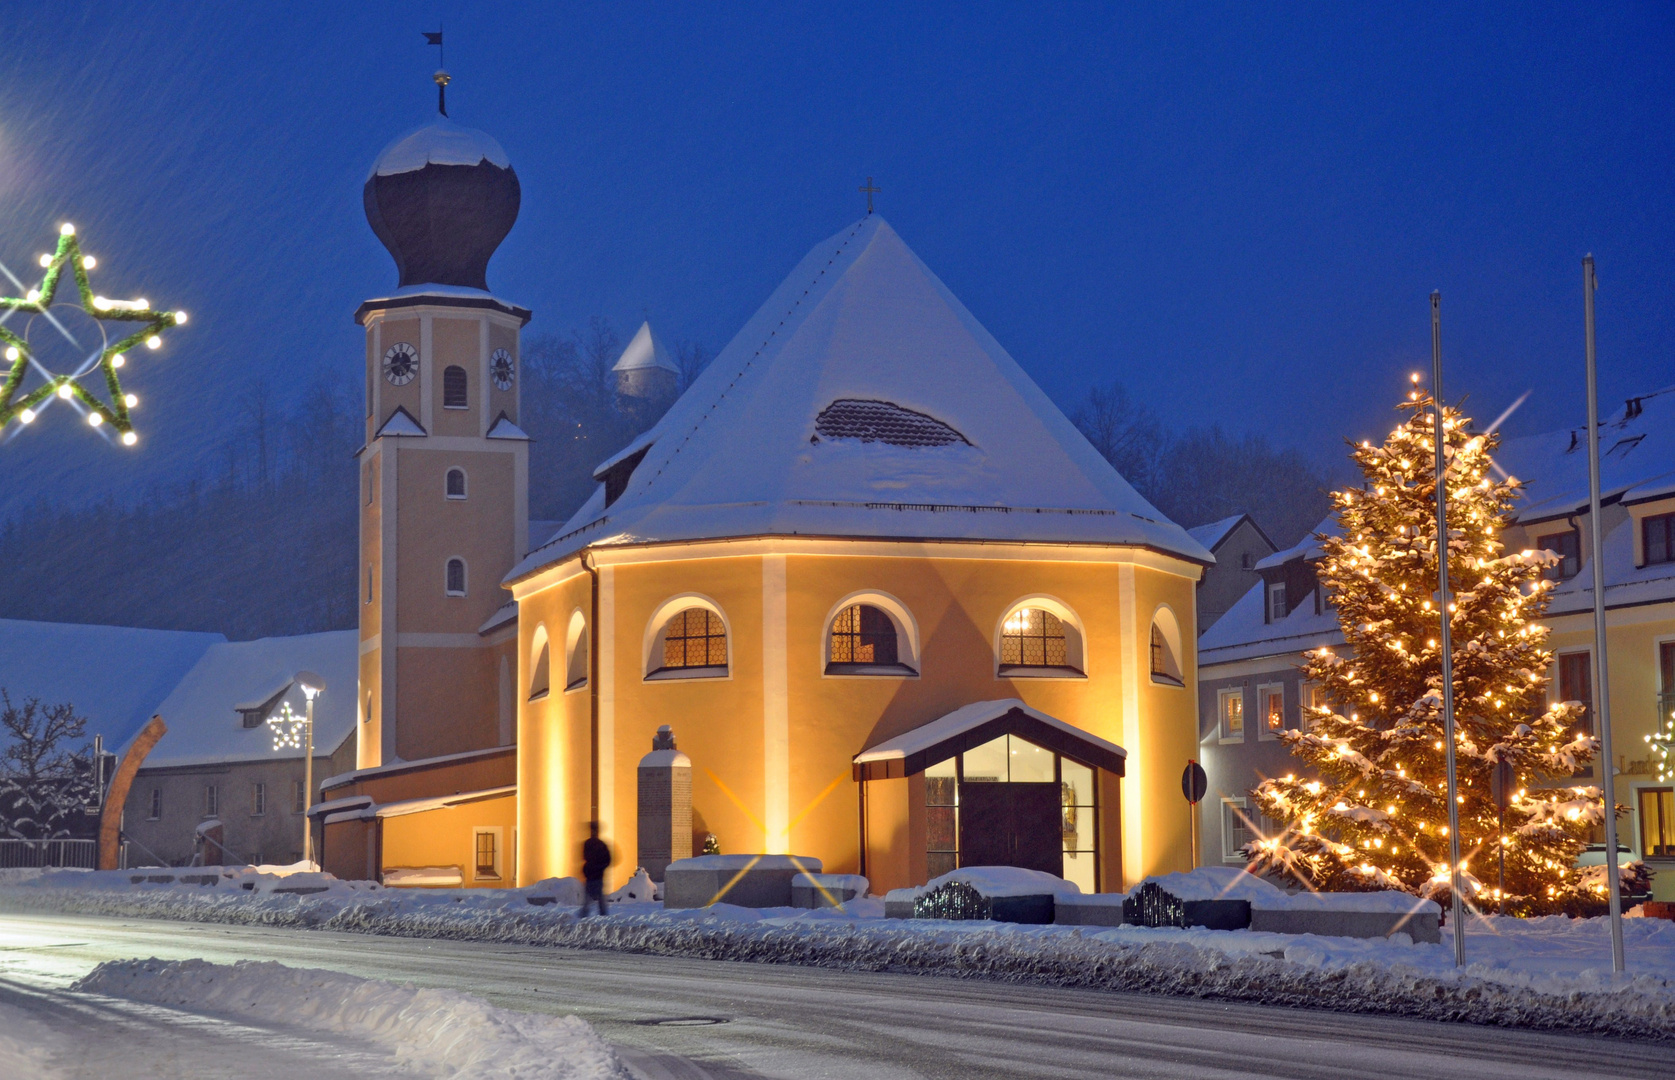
[266,701,307,751]
[0,224,186,446]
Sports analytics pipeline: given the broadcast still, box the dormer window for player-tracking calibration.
[1535,529,1580,580]
[1266,582,1287,623]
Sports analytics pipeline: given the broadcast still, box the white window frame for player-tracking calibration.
[564,609,590,691]
[445,466,468,500]
[1299,680,1327,732]
[1217,687,1246,744]
[472,826,505,881]
[445,557,468,597]
[1221,797,1253,862]
[148,788,161,820]
[643,594,732,682]
[251,782,266,817]
[993,594,1088,679]
[204,785,218,818]
[1266,582,1287,623]
[821,590,921,678]
[1257,683,1285,741]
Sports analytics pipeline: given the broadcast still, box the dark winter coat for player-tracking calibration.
[581,836,611,881]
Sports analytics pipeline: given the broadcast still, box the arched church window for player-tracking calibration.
[445,557,467,596]
[1150,607,1184,686]
[649,607,728,679]
[827,604,913,675]
[446,468,467,499]
[997,601,1085,677]
[564,610,589,691]
[443,365,468,409]
[529,625,551,700]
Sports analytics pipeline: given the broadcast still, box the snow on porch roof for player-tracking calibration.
[511,216,1211,582]
[852,698,1125,781]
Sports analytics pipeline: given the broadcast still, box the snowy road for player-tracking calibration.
[0,911,1666,1079]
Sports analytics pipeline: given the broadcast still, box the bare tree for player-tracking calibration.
[0,690,94,840]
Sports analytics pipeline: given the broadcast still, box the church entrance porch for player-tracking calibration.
[854,699,1125,894]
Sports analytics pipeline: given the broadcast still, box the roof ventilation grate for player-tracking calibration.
[813,399,970,448]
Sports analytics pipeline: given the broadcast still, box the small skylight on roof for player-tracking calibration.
[813,399,970,448]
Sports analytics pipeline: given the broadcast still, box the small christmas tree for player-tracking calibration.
[1247,380,1608,916]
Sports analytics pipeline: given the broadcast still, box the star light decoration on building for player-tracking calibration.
[1645,706,1675,782]
[266,701,307,751]
[0,224,185,445]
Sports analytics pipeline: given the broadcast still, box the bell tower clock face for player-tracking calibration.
[491,348,514,391]
[382,342,418,386]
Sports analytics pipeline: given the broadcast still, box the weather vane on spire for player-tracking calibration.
[859,177,881,215]
[424,29,449,116]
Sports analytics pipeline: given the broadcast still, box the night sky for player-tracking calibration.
[3,3,1670,519]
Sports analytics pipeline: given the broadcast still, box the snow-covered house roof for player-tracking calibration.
[1543,514,1675,616]
[369,118,510,179]
[1495,385,1675,524]
[854,699,1126,780]
[1197,578,1344,666]
[0,619,224,747]
[1187,514,1247,552]
[612,321,680,375]
[510,217,1210,580]
[1254,513,1337,571]
[134,631,359,769]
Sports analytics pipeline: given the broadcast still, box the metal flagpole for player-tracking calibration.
[1583,254,1626,974]
[1432,291,1466,967]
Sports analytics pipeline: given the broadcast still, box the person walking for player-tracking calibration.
[579,821,611,917]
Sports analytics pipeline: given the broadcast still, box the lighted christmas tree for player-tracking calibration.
[1247,379,1610,916]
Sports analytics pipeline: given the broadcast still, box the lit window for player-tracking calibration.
[1537,530,1580,579]
[1218,688,1245,742]
[1259,685,1284,738]
[1300,682,1329,732]
[1002,607,1065,667]
[1641,788,1675,857]
[653,608,728,675]
[251,782,266,817]
[1222,798,1254,862]
[926,758,957,880]
[443,365,468,409]
[828,604,905,673]
[446,468,467,499]
[446,558,467,596]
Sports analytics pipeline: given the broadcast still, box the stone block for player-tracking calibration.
[791,872,868,909]
[662,855,822,909]
[1053,894,1126,926]
[1250,907,1441,943]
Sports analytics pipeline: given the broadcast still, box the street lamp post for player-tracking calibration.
[269,671,326,868]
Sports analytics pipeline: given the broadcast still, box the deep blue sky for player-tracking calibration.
[2,3,1671,519]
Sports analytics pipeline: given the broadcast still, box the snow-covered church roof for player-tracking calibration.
[613,321,680,375]
[510,216,1211,581]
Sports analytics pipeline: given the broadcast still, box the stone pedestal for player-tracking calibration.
[637,725,691,882]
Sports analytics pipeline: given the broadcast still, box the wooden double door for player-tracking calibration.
[958,781,1063,876]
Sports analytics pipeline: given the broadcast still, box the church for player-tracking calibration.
[314,88,1213,896]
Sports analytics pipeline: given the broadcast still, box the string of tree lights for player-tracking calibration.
[0,224,185,445]
[1246,380,1625,917]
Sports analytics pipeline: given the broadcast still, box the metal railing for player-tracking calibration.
[0,839,126,870]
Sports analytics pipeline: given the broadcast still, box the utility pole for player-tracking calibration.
[1432,291,1466,967]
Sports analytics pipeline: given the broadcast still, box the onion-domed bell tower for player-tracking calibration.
[356,72,531,769]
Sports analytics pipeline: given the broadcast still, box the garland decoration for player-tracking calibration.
[0,224,185,445]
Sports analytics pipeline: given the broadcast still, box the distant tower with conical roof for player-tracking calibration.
[612,321,681,400]
[355,73,531,770]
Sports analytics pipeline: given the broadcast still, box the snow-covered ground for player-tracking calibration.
[2,866,1672,1040]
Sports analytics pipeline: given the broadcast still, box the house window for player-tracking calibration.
[251,782,266,817]
[1218,688,1245,742]
[926,758,958,880]
[1536,530,1580,579]
[1266,582,1287,623]
[204,785,218,818]
[364,692,373,726]
[1558,651,1593,737]
[473,828,502,879]
[1240,552,1253,570]
[1060,757,1098,894]
[1221,797,1254,862]
[443,365,468,409]
[1645,513,1675,567]
[530,626,551,699]
[148,788,161,820]
[293,780,305,815]
[366,564,373,605]
[1258,684,1284,739]
[445,558,467,596]
[446,468,467,499]
[1642,788,1675,857]
[828,604,907,674]
[1300,682,1329,732]
[651,608,729,676]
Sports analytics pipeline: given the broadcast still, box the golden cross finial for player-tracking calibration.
[859,177,881,215]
